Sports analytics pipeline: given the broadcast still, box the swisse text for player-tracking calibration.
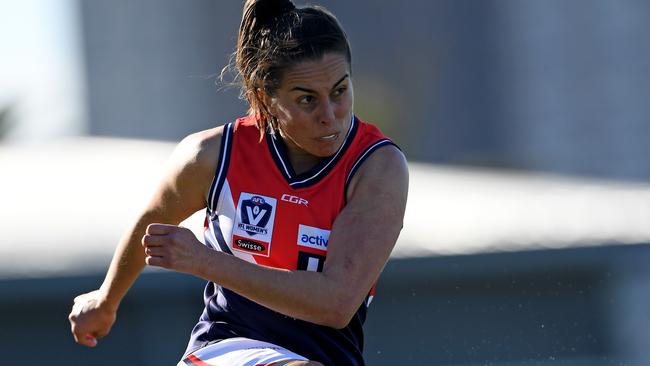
[235,239,266,252]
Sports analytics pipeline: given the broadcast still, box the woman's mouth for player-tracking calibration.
[318,133,338,141]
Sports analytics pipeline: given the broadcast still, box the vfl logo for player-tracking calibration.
[232,192,276,257]
[239,196,272,236]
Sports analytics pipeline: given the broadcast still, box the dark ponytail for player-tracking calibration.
[232,0,351,135]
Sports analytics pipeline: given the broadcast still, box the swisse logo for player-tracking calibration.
[281,194,308,206]
[297,224,330,251]
[234,239,266,253]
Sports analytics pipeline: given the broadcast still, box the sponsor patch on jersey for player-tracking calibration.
[232,193,277,257]
[281,194,309,206]
[297,224,330,252]
[233,238,267,254]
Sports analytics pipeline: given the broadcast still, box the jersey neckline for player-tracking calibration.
[265,115,358,189]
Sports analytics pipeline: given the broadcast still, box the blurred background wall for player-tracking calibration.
[1,0,649,365]
[75,0,650,180]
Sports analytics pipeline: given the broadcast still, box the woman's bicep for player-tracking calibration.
[323,145,408,307]
[140,127,222,224]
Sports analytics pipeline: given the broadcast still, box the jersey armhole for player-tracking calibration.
[344,139,401,204]
[206,123,234,214]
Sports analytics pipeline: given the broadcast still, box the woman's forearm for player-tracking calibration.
[98,214,155,311]
[143,223,371,328]
[197,249,360,328]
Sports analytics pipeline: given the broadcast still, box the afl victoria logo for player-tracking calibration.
[239,195,273,236]
[233,192,277,257]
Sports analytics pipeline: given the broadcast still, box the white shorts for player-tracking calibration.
[178,337,308,366]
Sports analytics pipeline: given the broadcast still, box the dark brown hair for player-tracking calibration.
[233,0,351,133]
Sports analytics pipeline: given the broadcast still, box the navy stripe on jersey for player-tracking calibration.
[207,123,233,213]
[344,139,399,202]
[267,130,294,182]
[266,115,358,189]
[206,218,233,255]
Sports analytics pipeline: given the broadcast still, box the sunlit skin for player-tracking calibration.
[264,52,353,174]
[68,52,408,359]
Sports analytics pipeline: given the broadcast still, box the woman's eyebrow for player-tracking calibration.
[290,74,349,93]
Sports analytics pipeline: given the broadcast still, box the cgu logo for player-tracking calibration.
[281,194,308,206]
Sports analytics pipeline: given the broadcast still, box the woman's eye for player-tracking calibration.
[333,87,347,97]
[298,95,315,105]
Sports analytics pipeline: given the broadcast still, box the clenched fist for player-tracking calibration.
[68,290,117,347]
[141,224,209,276]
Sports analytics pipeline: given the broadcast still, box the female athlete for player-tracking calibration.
[68,1,408,365]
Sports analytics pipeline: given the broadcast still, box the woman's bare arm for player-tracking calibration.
[69,126,222,346]
[143,144,408,328]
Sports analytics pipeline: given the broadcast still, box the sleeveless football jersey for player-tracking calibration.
[184,115,397,366]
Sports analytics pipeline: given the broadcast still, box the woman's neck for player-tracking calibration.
[277,130,322,176]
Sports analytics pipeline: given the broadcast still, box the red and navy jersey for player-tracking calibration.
[185,115,397,366]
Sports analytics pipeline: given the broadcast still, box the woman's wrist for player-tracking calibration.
[96,287,121,313]
[194,246,222,282]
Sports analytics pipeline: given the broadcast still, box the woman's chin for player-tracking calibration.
[310,144,340,158]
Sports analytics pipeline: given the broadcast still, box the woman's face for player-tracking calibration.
[266,52,354,158]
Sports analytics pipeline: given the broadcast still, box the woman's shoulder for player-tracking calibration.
[175,117,261,174]
[172,125,226,178]
[352,143,407,188]
[346,117,408,201]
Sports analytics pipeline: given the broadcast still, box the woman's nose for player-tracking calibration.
[318,100,336,125]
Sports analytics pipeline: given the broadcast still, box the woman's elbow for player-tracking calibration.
[319,294,360,329]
